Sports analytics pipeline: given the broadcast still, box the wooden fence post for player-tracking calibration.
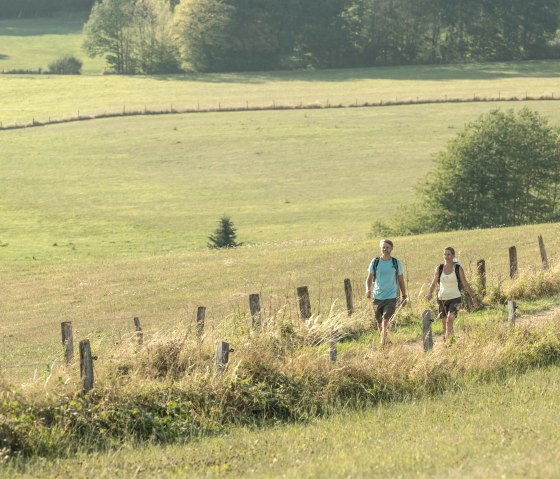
[422,310,433,352]
[344,278,354,316]
[249,293,262,329]
[196,306,206,338]
[79,339,94,393]
[297,286,312,320]
[61,322,74,363]
[508,299,517,325]
[509,246,518,279]
[476,259,486,296]
[133,317,143,345]
[329,331,337,362]
[215,341,232,375]
[538,235,549,270]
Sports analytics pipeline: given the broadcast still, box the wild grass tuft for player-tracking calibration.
[505,261,560,300]
[1,302,559,461]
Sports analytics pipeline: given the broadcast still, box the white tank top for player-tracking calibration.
[438,269,461,300]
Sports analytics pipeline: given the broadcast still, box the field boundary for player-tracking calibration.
[1,92,558,131]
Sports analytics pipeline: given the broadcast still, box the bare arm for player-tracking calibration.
[398,274,407,304]
[459,266,478,309]
[365,272,374,298]
[426,266,439,300]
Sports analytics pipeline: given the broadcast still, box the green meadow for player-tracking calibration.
[2,16,560,127]
[4,365,560,478]
[2,14,560,476]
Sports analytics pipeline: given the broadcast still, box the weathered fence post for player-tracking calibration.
[344,278,354,316]
[508,299,517,325]
[79,339,94,393]
[422,310,433,352]
[297,286,311,320]
[196,306,206,338]
[215,341,232,375]
[61,321,74,363]
[133,316,143,345]
[476,259,486,296]
[249,293,262,329]
[509,246,518,279]
[538,235,549,270]
[329,332,337,362]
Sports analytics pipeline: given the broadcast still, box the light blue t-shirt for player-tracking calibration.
[368,256,403,300]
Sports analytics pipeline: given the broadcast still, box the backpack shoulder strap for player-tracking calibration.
[437,264,444,284]
[455,263,463,290]
[392,257,399,283]
[372,257,380,280]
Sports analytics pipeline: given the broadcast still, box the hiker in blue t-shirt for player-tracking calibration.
[426,246,478,344]
[366,239,408,348]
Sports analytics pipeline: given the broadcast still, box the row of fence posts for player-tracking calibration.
[63,236,548,391]
[422,235,549,351]
[60,279,356,393]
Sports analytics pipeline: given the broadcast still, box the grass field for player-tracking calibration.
[2,14,560,126]
[3,365,560,478]
[2,15,560,475]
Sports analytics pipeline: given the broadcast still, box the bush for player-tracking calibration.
[47,55,83,75]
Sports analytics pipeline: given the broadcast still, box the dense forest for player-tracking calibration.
[3,0,560,72]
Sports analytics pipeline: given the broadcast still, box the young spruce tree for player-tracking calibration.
[207,216,241,249]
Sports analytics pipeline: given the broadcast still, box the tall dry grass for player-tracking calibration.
[1,291,559,461]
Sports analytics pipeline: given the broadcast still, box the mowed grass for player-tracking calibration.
[2,14,560,125]
[4,365,560,478]
[3,101,560,262]
[2,61,560,126]
[0,15,105,75]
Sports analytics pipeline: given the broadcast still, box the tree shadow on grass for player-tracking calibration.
[0,54,9,60]
[145,60,560,84]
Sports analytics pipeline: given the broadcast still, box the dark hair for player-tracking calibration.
[444,246,455,256]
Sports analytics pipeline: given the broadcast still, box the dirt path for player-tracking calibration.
[518,304,560,326]
[401,304,560,352]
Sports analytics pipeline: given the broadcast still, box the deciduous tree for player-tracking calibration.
[421,108,560,230]
[83,0,136,73]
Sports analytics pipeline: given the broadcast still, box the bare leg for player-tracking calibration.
[381,318,390,347]
[446,312,456,342]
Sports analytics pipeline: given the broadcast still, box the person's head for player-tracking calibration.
[379,239,394,257]
[443,246,455,262]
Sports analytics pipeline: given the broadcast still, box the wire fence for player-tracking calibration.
[1,91,558,131]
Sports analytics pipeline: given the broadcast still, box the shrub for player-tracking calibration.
[47,55,83,75]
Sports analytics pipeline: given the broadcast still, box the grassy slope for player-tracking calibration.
[4,365,560,478]
[1,16,560,476]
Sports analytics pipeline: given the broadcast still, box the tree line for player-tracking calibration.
[80,0,560,74]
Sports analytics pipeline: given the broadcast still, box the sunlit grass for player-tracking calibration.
[5,365,558,478]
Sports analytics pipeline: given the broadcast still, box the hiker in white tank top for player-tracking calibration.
[438,268,462,300]
[426,247,478,344]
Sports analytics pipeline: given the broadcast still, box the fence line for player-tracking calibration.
[2,92,560,131]
[0,235,554,385]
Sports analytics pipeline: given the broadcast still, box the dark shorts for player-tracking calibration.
[438,297,462,318]
[373,298,397,323]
